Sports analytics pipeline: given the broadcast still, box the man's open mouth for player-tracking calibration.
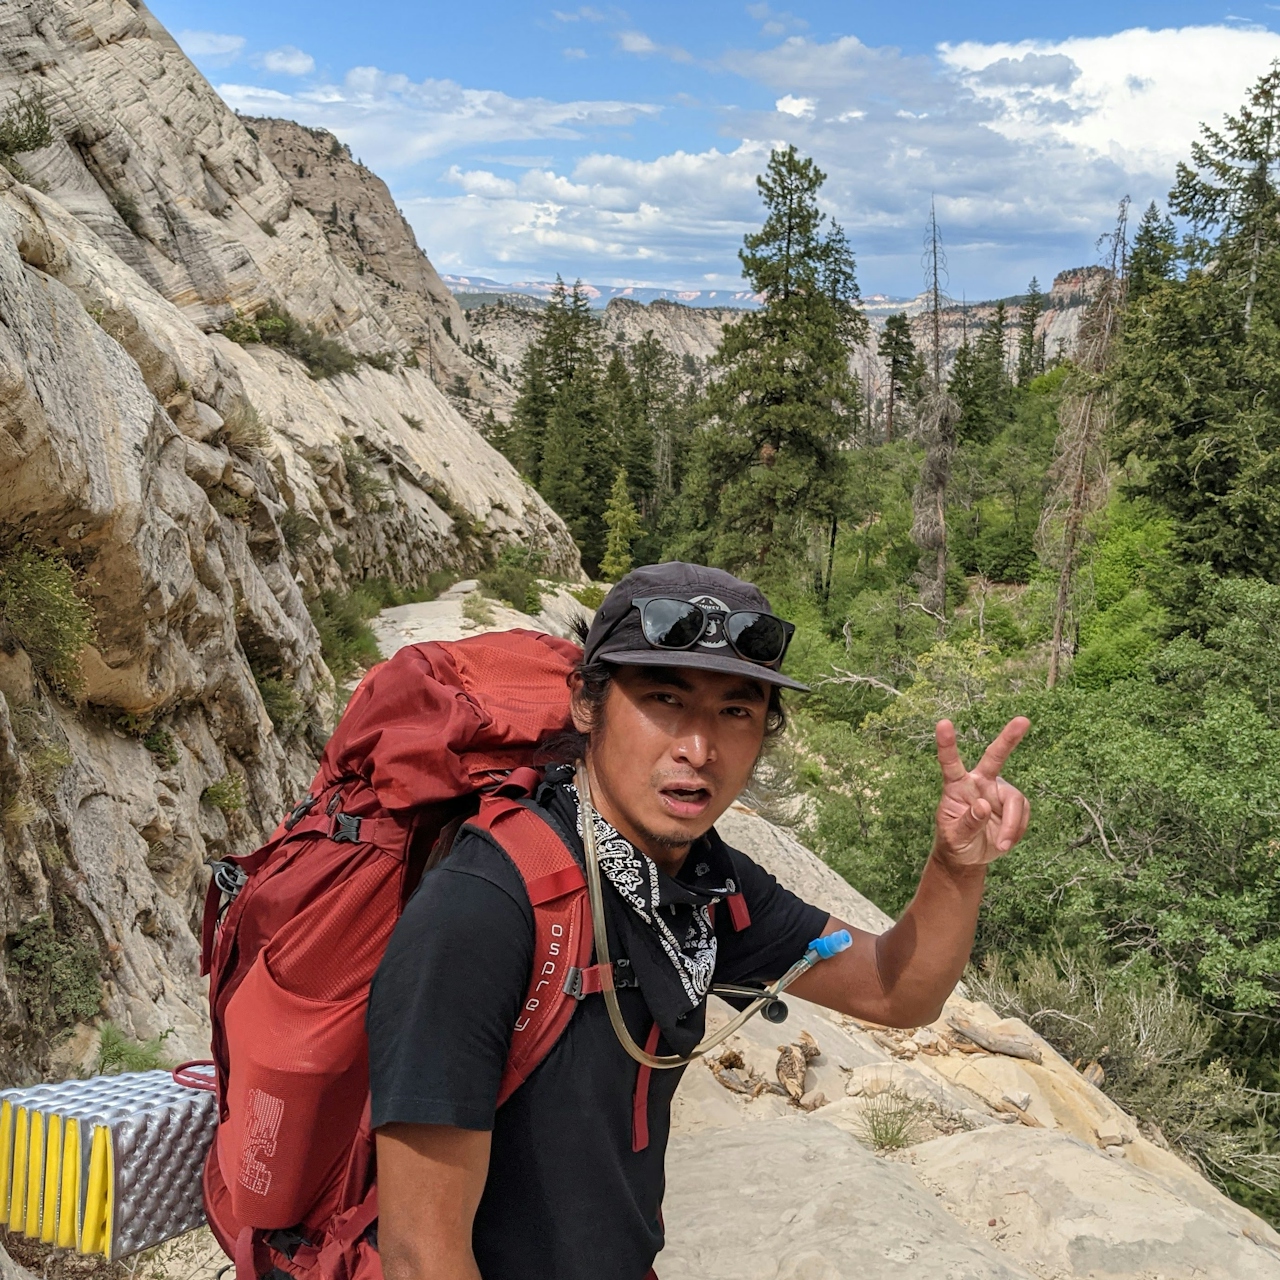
[659,785,712,817]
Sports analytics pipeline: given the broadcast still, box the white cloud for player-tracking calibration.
[261,46,316,76]
[563,47,588,59]
[776,94,815,118]
[176,30,245,60]
[403,142,769,283]
[206,21,1280,296]
[940,26,1280,171]
[616,30,693,62]
[552,6,605,20]
[217,68,659,169]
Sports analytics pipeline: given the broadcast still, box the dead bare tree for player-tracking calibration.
[910,200,959,625]
[1040,197,1131,688]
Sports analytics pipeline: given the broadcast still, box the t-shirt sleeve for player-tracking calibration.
[367,840,533,1132]
[712,845,832,986]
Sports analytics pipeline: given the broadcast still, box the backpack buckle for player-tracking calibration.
[330,812,364,843]
[283,793,318,830]
[563,958,637,1000]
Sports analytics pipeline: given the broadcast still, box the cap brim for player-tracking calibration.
[599,648,810,692]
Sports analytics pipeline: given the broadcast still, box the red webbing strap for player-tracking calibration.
[632,1022,663,1152]
[311,1186,380,1280]
[470,798,594,1106]
[727,891,751,931]
[200,879,221,976]
[575,963,613,996]
[235,1227,263,1280]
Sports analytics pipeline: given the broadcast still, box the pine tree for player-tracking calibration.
[601,469,642,581]
[1171,61,1280,332]
[1128,202,1179,300]
[600,349,653,513]
[1016,277,1045,385]
[673,146,866,580]
[877,313,917,442]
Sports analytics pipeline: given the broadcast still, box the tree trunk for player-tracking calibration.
[824,517,838,602]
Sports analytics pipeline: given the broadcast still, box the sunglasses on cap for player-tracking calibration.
[632,596,795,667]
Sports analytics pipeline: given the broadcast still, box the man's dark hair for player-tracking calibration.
[542,616,786,762]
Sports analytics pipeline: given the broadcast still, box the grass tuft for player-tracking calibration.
[0,546,96,692]
[202,774,245,812]
[96,1022,174,1074]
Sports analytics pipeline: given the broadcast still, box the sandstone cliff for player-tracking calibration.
[0,0,578,1083]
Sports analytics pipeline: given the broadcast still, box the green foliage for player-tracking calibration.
[209,487,251,520]
[279,506,322,552]
[479,546,544,615]
[876,313,918,442]
[142,726,180,768]
[0,546,96,692]
[309,588,382,682]
[8,900,102,1036]
[340,439,392,513]
[601,469,641,581]
[462,593,497,628]
[853,1087,926,1152]
[221,402,270,451]
[256,675,306,738]
[671,146,866,582]
[97,1023,174,1075]
[0,87,52,179]
[973,945,1280,1195]
[110,190,144,235]
[570,584,607,610]
[202,774,245,812]
[222,304,359,379]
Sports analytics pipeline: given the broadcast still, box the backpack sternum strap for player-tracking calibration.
[468,797,594,1106]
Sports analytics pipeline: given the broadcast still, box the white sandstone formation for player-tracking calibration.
[0,0,577,1082]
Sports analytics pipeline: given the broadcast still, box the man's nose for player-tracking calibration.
[673,724,715,768]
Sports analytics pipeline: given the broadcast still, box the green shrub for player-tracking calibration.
[222,312,262,344]
[480,545,544,614]
[202,774,245,811]
[570,584,606,610]
[221,402,270,451]
[8,901,102,1035]
[0,547,96,692]
[340,440,392,513]
[362,351,397,373]
[256,675,305,737]
[308,589,382,682]
[209,487,251,520]
[0,87,53,158]
[26,742,72,793]
[462,593,497,628]
[279,507,322,552]
[402,413,424,431]
[971,945,1280,1195]
[96,1022,174,1074]
[853,1087,926,1152]
[110,190,144,234]
[142,726,180,767]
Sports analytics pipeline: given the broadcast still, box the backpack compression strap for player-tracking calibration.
[467,796,594,1106]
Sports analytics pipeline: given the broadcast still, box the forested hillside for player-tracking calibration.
[489,69,1280,1223]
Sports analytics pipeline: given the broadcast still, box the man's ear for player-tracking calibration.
[568,672,594,734]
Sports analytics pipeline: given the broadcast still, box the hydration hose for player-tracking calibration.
[574,760,853,1069]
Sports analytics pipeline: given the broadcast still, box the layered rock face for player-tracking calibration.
[0,0,578,1082]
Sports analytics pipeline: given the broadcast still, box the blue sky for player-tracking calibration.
[150,0,1280,299]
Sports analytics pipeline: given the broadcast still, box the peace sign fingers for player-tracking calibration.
[972,717,1031,781]
[934,719,970,784]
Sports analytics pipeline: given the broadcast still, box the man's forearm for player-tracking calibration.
[871,848,987,1026]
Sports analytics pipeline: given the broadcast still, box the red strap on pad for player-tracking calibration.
[469,796,594,1106]
[727,891,751,931]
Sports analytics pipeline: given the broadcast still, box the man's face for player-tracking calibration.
[572,664,770,867]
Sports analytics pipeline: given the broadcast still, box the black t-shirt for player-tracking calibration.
[367,779,829,1280]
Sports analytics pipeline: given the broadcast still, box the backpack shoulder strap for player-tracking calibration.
[468,794,594,1106]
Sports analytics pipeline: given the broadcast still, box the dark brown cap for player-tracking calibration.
[582,562,810,691]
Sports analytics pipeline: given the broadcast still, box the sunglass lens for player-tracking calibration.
[642,599,705,649]
[727,612,787,664]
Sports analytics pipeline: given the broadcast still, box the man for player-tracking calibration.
[368,562,1030,1280]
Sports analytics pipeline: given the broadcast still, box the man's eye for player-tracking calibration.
[724,706,753,719]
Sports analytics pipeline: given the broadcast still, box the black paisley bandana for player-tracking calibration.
[567,782,733,1006]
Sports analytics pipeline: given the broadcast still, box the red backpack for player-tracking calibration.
[195,630,598,1280]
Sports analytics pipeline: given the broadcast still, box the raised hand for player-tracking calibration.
[933,717,1031,869]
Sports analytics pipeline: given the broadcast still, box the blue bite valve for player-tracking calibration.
[807,929,853,961]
